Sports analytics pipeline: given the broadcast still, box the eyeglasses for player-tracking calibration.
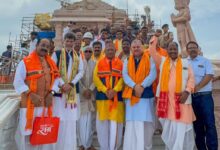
[84,50,92,53]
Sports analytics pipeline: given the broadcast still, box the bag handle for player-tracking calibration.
[42,106,53,118]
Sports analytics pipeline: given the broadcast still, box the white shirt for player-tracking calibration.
[51,50,84,86]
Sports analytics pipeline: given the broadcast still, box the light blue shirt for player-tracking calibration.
[188,55,214,92]
[123,57,157,121]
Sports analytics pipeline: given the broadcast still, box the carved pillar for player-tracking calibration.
[54,22,63,50]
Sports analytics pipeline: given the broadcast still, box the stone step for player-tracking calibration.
[78,134,165,149]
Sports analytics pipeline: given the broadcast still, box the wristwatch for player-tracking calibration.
[50,90,55,96]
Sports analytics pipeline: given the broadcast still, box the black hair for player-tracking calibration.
[122,37,131,45]
[92,41,102,48]
[64,32,76,40]
[168,42,179,49]
[7,45,12,50]
[162,24,169,29]
[31,31,38,36]
[101,28,109,34]
[186,41,199,49]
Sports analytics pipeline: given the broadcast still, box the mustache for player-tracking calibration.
[41,48,48,52]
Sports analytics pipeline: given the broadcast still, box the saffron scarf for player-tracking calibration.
[59,48,79,108]
[157,57,182,119]
[122,52,150,106]
[24,51,60,130]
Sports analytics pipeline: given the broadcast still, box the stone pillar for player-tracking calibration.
[54,22,63,50]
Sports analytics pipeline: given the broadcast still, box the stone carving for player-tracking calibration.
[171,0,196,57]
[67,0,99,10]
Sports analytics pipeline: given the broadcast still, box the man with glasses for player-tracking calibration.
[187,41,218,150]
[78,46,96,150]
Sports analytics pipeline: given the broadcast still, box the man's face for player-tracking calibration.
[141,28,148,36]
[167,43,178,60]
[74,40,81,52]
[155,30,162,37]
[101,31,108,40]
[122,41,130,54]
[76,32,83,40]
[83,38,91,46]
[116,32,123,40]
[36,39,50,57]
[84,47,93,60]
[187,43,199,59]
[127,27,132,34]
[93,44,102,57]
[163,27,169,33]
[105,43,116,59]
[131,41,143,57]
[31,34,36,40]
[64,38,74,50]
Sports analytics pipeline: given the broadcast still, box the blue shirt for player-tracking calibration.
[188,55,214,92]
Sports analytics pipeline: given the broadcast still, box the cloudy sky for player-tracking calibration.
[0,0,219,59]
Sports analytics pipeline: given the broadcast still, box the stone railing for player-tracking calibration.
[0,91,20,150]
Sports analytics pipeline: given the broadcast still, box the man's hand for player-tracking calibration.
[45,93,53,107]
[134,84,144,98]
[194,85,201,93]
[106,89,116,100]
[62,83,72,93]
[29,92,43,106]
[179,91,190,104]
[83,89,92,99]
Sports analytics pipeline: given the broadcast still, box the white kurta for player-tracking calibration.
[13,60,59,150]
[77,59,96,148]
[51,51,84,150]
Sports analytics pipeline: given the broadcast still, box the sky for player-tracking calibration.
[0,0,219,59]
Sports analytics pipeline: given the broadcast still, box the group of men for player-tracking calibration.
[13,23,218,150]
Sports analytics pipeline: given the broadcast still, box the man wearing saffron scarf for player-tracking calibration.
[13,38,60,150]
[122,39,157,150]
[118,38,131,61]
[93,42,124,150]
[113,29,123,57]
[52,32,84,150]
[149,37,196,150]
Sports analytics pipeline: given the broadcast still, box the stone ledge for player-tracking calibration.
[0,92,20,128]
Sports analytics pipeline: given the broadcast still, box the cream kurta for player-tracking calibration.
[79,59,96,115]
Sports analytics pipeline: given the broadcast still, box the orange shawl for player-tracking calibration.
[157,57,182,119]
[122,52,150,106]
[97,57,123,111]
[23,51,60,130]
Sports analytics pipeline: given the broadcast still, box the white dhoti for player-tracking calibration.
[77,112,93,148]
[160,119,195,150]
[15,108,54,150]
[53,94,80,150]
[96,118,123,150]
[123,121,155,150]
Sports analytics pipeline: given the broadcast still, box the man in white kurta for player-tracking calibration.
[13,39,60,150]
[78,46,96,150]
[122,40,157,150]
[52,32,84,150]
